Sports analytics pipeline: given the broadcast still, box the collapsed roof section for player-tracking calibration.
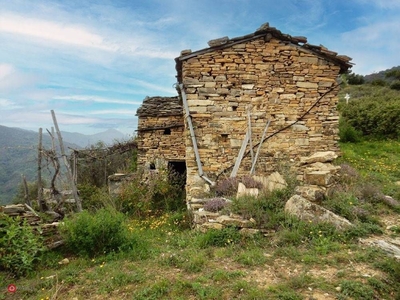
[136,96,182,117]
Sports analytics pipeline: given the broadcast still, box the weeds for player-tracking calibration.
[60,207,142,257]
[231,189,290,229]
[117,168,186,218]
[0,215,44,277]
[197,226,242,248]
[338,280,375,300]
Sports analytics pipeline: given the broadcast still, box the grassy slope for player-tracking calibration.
[1,139,400,300]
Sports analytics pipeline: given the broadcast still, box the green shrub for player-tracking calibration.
[117,168,186,218]
[338,90,400,139]
[346,72,365,85]
[339,118,362,143]
[0,214,44,277]
[232,190,288,229]
[390,80,400,90]
[370,79,387,86]
[60,208,139,257]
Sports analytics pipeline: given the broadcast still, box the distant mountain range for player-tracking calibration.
[60,128,128,148]
[363,66,400,83]
[0,125,128,205]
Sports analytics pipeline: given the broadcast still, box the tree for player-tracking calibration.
[385,69,400,80]
[346,72,365,85]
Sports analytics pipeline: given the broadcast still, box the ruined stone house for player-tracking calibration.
[136,23,352,202]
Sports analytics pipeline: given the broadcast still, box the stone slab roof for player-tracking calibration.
[175,22,353,82]
[136,96,182,117]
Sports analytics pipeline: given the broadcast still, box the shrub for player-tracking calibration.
[60,208,139,257]
[0,214,44,277]
[203,198,229,212]
[346,72,365,85]
[117,168,186,218]
[390,80,400,90]
[370,79,387,86]
[339,92,400,139]
[231,190,289,229]
[79,184,112,211]
[339,118,362,143]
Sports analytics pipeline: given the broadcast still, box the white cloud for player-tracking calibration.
[0,63,15,80]
[0,13,118,52]
[130,79,177,95]
[0,12,179,61]
[55,115,101,125]
[53,95,142,105]
[0,98,23,109]
[339,19,400,73]
[0,63,38,92]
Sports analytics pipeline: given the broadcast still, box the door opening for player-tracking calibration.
[168,161,186,191]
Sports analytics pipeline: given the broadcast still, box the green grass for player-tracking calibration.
[339,140,400,181]
[1,139,400,300]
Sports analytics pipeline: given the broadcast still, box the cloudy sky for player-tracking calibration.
[1,0,399,136]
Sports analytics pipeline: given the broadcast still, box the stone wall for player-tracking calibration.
[136,96,185,169]
[178,35,347,200]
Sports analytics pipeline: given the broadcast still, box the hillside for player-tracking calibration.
[363,65,400,83]
[0,126,127,204]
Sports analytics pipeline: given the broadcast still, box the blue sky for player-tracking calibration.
[1,0,399,136]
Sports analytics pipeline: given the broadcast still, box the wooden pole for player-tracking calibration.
[73,151,78,185]
[250,119,271,175]
[51,110,82,212]
[230,130,250,178]
[247,106,254,164]
[37,128,48,211]
[21,174,31,207]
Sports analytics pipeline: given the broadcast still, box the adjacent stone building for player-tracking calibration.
[136,23,352,201]
[136,96,186,174]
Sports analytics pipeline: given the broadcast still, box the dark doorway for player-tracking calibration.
[168,161,186,191]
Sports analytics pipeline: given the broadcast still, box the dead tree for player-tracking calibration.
[44,128,61,200]
[51,110,82,212]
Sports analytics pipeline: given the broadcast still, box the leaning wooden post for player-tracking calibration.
[51,110,82,212]
[37,128,48,211]
[21,174,31,207]
[73,150,78,185]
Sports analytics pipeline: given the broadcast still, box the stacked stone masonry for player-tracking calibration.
[137,23,352,201]
[136,96,186,169]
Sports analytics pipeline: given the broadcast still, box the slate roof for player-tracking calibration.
[175,22,353,83]
[136,96,182,117]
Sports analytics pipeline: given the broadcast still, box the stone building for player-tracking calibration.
[136,23,352,201]
[136,96,186,175]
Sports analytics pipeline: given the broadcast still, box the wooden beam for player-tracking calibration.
[230,130,250,178]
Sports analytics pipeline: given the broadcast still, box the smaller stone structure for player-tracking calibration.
[136,96,185,171]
